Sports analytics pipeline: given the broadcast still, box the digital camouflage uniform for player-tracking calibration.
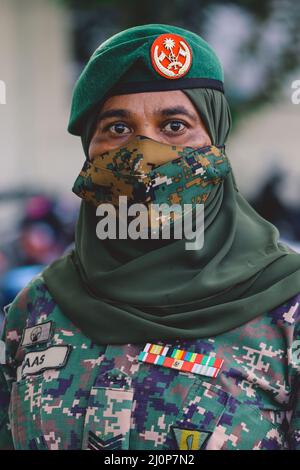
[0,274,299,450]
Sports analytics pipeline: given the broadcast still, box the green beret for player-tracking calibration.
[68,23,224,136]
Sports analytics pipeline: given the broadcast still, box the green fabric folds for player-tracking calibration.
[43,88,300,345]
[67,24,224,136]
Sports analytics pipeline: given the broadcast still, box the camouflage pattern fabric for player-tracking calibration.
[0,274,299,450]
[72,136,231,231]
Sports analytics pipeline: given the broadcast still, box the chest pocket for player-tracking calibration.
[9,340,77,450]
[9,374,46,450]
[81,368,134,450]
[166,380,287,450]
[163,380,228,450]
[9,341,102,450]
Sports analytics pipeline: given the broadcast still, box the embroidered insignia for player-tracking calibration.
[21,321,53,346]
[138,343,223,378]
[150,33,192,79]
[172,427,211,450]
[17,345,71,380]
[87,431,123,450]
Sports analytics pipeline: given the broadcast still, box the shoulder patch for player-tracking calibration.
[21,321,53,347]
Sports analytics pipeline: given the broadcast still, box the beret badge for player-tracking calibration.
[150,33,192,79]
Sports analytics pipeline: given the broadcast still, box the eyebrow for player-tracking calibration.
[97,105,198,123]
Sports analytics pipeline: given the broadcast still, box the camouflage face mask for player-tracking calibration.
[72,135,231,233]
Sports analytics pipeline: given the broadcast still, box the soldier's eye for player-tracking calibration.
[163,120,187,133]
[104,122,131,135]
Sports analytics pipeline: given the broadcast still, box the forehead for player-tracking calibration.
[101,89,196,113]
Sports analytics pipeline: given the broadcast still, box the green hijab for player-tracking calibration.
[42,87,300,345]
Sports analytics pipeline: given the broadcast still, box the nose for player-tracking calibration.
[133,126,159,142]
[131,133,165,147]
[134,133,152,141]
[127,122,163,145]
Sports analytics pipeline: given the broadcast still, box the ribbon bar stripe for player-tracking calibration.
[142,343,223,369]
[138,343,224,378]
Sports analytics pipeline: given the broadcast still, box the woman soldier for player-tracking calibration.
[0,24,300,450]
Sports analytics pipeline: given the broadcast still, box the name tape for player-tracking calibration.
[17,345,71,380]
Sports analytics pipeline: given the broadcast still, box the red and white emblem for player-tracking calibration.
[150,33,192,79]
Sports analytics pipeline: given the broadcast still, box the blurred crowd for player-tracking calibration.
[0,193,79,317]
[251,172,300,244]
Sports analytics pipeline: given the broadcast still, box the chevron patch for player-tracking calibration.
[87,431,124,450]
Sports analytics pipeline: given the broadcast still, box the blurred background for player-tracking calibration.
[0,0,299,314]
